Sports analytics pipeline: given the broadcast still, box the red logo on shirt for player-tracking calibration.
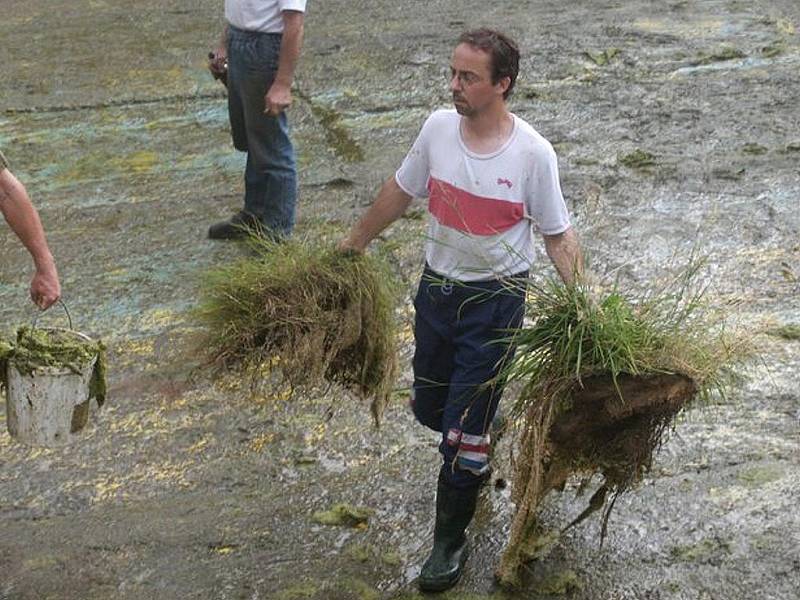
[427,177,524,235]
[497,177,513,189]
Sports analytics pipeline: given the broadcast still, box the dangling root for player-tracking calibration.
[496,387,559,587]
[496,373,698,587]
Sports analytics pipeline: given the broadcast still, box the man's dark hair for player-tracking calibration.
[458,28,520,100]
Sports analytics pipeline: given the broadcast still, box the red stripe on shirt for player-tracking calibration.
[427,177,524,235]
[460,443,490,454]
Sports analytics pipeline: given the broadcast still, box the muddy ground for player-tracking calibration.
[1,0,799,599]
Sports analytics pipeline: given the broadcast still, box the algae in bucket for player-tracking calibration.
[0,304,106,447]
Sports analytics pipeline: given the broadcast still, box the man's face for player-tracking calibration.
[449,43,507,117]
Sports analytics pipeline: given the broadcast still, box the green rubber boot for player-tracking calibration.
[418,475,480,592]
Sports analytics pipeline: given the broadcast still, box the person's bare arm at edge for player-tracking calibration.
[265,10,304,116]
[340,177,414,252]
[543,226,584,286]
[0,168,61,309]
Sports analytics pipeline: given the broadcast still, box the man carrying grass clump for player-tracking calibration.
[340,29,585,592]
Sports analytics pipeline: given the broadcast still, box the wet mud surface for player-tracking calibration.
[1,1,799,598]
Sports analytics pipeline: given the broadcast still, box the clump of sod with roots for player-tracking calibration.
[195,238,400,424]
[495,260,750,586]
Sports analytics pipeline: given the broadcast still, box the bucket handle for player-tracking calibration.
[32,299,74,331]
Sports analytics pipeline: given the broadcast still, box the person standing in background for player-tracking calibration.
[208,0,306,241]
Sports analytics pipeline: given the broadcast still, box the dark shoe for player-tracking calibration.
[418,475,480,592]
[208,211,263,240]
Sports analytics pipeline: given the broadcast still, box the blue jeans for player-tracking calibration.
[411,266,527,489]
[227,26,297,237]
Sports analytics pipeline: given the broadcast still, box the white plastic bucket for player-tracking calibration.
[5,328,98,447]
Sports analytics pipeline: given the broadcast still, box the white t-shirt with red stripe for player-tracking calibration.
[395,109,571,282]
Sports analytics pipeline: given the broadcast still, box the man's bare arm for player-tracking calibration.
[0,168,61,308]
[543,226,584,285]
[340,177,414,252]
[265,10,304,116]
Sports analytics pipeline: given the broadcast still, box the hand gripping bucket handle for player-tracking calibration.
[31,298,74,331]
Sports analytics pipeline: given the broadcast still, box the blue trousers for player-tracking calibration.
[227,26,297,238]
[411,266,527,489]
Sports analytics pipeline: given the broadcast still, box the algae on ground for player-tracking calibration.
[741,143,768,155]
[583,48,620,66]
[346,543,372,563]
[760,40,785,58]
[619,149,657,169]
[766,324,800,341]
[392,592,511,600]
[692,46,746,65]
[295,89,365,163]
[670,537,731,563]
[272,581,320,600]
[737,464,785,488]
[326,578,379,600]
[275,577,379,600]
[540,570,583,595]
[381,550,402,566]
[312,503,372,527]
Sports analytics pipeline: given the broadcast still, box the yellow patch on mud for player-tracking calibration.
[124,67,185,90]
[108,408,166,435]
[94,478,124,502]
[306,422,327,444]
[58,151,117,184]
[92,460,192,503]
[140,307,179,330]
[248,432,276,452]
[109,402,207,437]
[27,448,54,460]
[22,556,61,570]
[187,435,213,454]
[634,18,726,37]
[776,18,795,35]
[708,485,750,507]
[116,338,155,358]
[214,374,247,393]
[111,151,158,174]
